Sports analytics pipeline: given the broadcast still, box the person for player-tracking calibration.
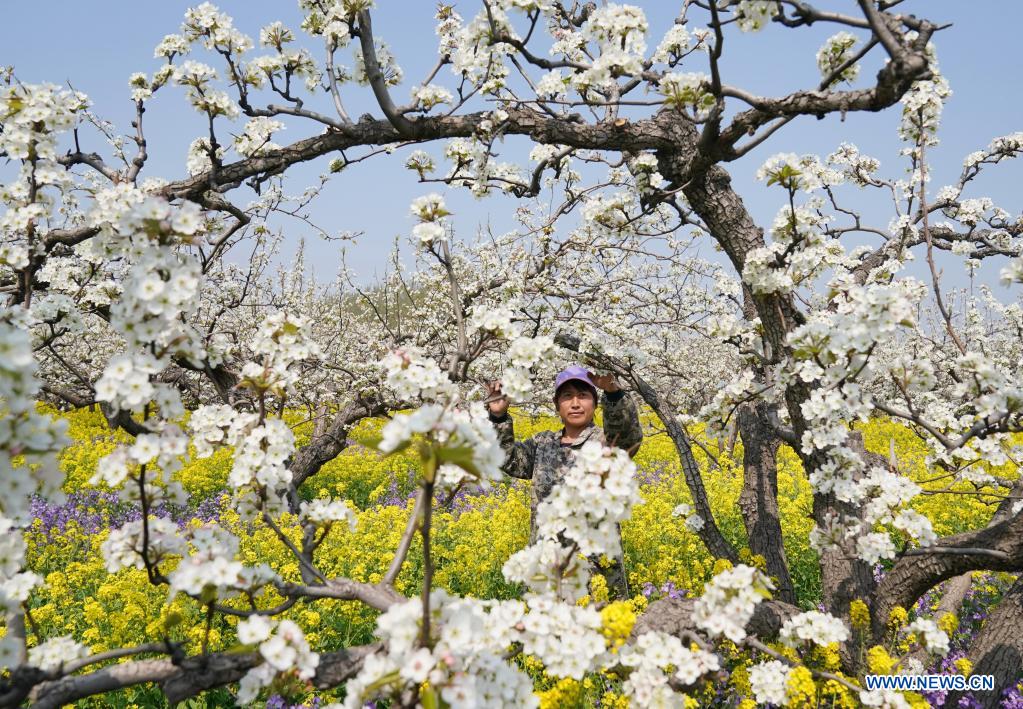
[486,365,643,600]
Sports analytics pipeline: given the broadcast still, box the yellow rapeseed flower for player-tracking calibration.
[590,574,610,605]
[849,599,871,633]
[600,601,637,652]
[887,606,909,629]
[954,657,972,676]
[867,645,896,675]
[937,611,958,636]
[785,666,817,708]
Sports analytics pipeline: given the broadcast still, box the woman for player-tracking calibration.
[486,365,643,599]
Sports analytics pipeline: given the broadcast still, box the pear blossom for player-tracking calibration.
[692,564,774,643]
[749,660,791,705]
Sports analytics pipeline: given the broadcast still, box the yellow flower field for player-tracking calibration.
[15,406,1019,707]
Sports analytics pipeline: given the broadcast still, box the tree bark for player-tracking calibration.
[288,398,387,491]
[946,577,1023,709]
[676,161,875,615]
[632,597,801,642]
[737,400,797,605]
[872,510,1023,641]
[813,431,878,618]
[631,375,740,563]
[28,643,379,709]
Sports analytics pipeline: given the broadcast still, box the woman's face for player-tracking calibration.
[555,382,596,428]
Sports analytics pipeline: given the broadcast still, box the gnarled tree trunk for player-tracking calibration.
[946,576,1023,708]
[737,399,796,605]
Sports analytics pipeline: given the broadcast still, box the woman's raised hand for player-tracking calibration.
[588,371,622,393]
[485,380,509,417]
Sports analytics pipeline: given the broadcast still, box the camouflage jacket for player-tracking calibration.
[489,390,643,543]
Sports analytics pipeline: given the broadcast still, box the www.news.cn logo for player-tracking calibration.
[864,674,996,692]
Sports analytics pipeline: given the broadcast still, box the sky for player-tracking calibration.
[2,1,1021,290]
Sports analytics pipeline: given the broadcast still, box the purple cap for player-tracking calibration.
[554,365,598,398]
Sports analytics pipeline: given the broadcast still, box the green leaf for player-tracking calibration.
[352,432,413,459]
[421,686,440,709]
[422,445,438,483]
[436,444,481,478]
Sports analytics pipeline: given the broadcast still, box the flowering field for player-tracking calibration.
[18,406,1019,707]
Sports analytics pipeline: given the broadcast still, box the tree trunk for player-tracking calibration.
[631,375,739,563]
[947,576,1023,708]
[812,431,878,618]
[737,400,796,605]
[632,596,801,642]
[872,510,1023,642]
[677,162,875,615]
[900,573,973,671]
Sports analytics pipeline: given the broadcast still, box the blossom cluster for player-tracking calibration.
[748,659,791,705]
[92,427,188,493]
[101,516,185,573]
[409,193,451,245]
[904,618,950,657]
[0,83,86,275]
[442,131,525,197]
[505,440,639,601]
[235,117,284,157]
[443,6,513,94]
[410,83,453,111]
[379,347,456,401]
[354,39,404,88]
[169,526,276,600]
[619,630,720,704]
[779,610,850,648]
[340,590,538,708]
[0,311,69,669]
[468,299,558,402]
[299,498,358,530]
[239,311,322,396]
[377,402,506,489]
[535,440,640,558]
[817,32,860,83]
[734,0,778,32]
[0,318,67,524]
[189,403,298,516]
[897,40,950,144]
[26,635,87,672]
[89,196,209,418]
[659,72,715,120]
[672,502,705,533]
[296,0,365,46]
[236,617,320,704]
[652,24,692,65]
[692,564,774,643]
[572,4,648,89]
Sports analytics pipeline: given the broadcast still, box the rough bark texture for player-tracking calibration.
[901,572,973,670]
[288,399,387,490]
[160,108,695,202]
[947,577,1023,708]
[632,375,739,563]
[31,659,185,709]
[813,432,878,618]
[872,509,1023,641]
[632,597,801,643]
[737,400,796,605]
[675,161,876,615]
[28,643,378,709]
